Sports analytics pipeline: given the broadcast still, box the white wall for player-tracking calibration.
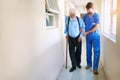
[92,0,120,80]
[101,0,120,80]
[0,0,65,80]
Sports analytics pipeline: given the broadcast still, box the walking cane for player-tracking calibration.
[65,39,68,69]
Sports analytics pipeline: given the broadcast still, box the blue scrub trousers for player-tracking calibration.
[86,34,100,70]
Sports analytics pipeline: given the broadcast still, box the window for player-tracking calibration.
[46,13,55,27]
[45,0,59,28]
[46,0,59,14]
[103,0,117,42]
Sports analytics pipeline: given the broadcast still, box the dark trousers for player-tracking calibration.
[69,36,82,67]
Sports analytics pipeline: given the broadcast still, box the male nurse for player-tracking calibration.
[83,2,100,75]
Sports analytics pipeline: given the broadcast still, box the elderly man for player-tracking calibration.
[64,9,85,72]
[83,2,100,75]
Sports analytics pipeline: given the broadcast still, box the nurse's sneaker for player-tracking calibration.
[85,66,91,69]
[93,70,99,75]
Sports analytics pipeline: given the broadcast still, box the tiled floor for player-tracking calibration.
[57,38,107,80]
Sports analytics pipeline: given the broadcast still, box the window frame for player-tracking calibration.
[102,0,117,42]
[45,0,59,14]
[45,0,59,29]
[46,13,55,29]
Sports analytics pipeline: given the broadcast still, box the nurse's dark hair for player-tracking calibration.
[86,2,94,9]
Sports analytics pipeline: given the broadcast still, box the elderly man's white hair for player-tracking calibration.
[69,8,76,14]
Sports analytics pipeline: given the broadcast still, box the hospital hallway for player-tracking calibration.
[0,0,120,80]
[57,38,107,80]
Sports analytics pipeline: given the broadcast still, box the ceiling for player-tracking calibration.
[70,0,95,12]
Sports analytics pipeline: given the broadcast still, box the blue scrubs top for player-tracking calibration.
[83,12,100,38]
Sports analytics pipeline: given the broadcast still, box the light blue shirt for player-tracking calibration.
[64,16,85,38]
